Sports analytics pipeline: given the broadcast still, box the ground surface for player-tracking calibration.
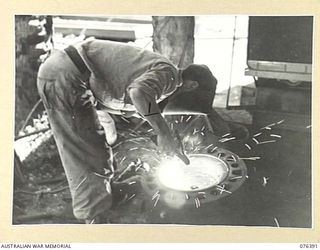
[13,111,311,228]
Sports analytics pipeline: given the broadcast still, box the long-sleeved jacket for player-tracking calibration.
[74,38,181,113]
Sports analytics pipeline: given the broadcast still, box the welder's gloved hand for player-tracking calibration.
[111,175,145,208]
[96,110,117,146]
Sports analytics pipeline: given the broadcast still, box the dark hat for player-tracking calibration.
[181,64,217,92]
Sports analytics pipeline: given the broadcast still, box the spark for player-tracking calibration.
[185,194,190,200]
[216,185,232,194]
[270,134,281,138]
[231,155,237,162]
[201,126,205,131]
[306,125,312,129]
[180,116,184,123]
[147,128,153,132]
[174,120,179,124]
[170,123,174,130]
[252,138,259,144]
[192,128,198,135]
[131,140,141,145]
[186,116,192,122]
[135,164,142,172]
[238,156,261,161]
[230,176,243,180]
[194,197,201,208]
[129,147,138,151]
[200,132,205,136]
[221,132,231,138]
[245,144,251,150]
[193,147,201,152]
[196,140,202,145]
[121,117,130,123]
[262,177,269,187]
[119,157,127,165]
[153,194,160,207]
[261,122,276,130]
[274,218,280,227]
[253,132,262,137]
[258,140,277,145]
[277,119,285,124]
[245,175,249,179]
[128,181,136,185]
[219,137,236,143]
[209,146,218,153]
[152,191,160,200]
[204,144,214,150]
[127,194,136,201]
[114,161,134,181]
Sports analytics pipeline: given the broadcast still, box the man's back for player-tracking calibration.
[76,39,179,110]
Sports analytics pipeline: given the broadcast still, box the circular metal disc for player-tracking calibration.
[158,154,229,192]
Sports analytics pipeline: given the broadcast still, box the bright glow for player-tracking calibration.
[157,154,228,192]
[163,192,186,209]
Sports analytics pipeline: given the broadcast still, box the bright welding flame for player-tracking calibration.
[157,154,228,192]
[158,156,187,190]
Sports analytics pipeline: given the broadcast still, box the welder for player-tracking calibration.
[37,38,230,223]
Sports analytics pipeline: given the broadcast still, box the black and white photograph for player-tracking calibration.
[13,15,313,228]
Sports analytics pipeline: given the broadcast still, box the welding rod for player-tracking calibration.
[174,130,190,165]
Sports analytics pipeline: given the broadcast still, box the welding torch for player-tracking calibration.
[151,130,190,165]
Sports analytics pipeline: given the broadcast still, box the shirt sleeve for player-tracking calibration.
[127,63,179,100]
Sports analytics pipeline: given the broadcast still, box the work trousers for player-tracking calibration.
[37,50,114,220]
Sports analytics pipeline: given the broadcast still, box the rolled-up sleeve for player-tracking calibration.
[127,63,178,100]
